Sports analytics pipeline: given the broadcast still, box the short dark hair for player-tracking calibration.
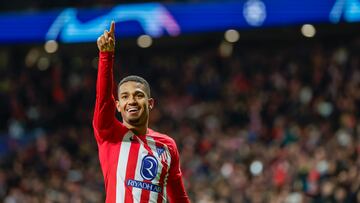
[118,75,151,97]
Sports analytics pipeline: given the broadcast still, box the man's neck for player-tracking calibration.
[131,128,147,135]
[124,123,148,135]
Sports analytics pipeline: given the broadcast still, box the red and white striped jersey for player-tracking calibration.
[93,52,190,203]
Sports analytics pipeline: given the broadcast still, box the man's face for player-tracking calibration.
[116,81,153,127]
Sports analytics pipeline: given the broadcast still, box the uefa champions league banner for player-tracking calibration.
[0,0,359,43]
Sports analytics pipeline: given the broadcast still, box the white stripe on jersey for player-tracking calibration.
[116,131,134,203]
[145,136,162,201]
[132,140,146,202]
[162,146,172,203]
[161,171,169,203]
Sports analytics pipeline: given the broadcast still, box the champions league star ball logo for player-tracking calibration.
[243,0,266,27]
[45,3,180,43]
[330,0,360,23]
[140,155,158,181]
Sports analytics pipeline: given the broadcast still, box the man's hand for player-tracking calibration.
[97,21,115,52]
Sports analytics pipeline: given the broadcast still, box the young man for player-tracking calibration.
[93,21,190,203]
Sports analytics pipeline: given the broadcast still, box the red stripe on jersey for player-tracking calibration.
[101,142,122,203]
[124,140,141,203]
[140,179,152,202]
[156,166,168,203]
[138,136,155,202]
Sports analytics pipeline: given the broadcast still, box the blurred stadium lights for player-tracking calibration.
[250,160,263,176]
[137,35,153,48]
[224,29,240,43]
[92,57,98,69]
[25,48,40,68]
[317,101,333,117]
[301,24,316,38]
[37,57,50,71]
[44,40,58,53]
[219,41,233,58]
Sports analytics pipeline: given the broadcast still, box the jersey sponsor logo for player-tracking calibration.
[140,155,158,180]
[126,179,162,193]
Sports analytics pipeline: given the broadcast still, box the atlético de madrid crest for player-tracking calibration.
[156,147,168,163]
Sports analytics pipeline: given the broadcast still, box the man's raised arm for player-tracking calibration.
[93,21,120,142]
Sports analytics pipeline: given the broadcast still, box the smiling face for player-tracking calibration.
[116,81,154,130]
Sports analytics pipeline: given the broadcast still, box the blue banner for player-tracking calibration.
[0,0,359,43]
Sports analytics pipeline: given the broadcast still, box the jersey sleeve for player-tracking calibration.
[92,51,126,143]
[166,138,190,202]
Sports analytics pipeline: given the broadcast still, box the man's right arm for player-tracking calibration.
[93,21,123,142]
[167,138,190,202]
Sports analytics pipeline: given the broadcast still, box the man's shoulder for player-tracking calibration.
[147,128,177,147]
[147,128,180,161]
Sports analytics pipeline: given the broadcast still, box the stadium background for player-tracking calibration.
[0,0,360,202]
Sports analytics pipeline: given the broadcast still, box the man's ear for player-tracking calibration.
[115,100,121,112]
[148,98,154,111]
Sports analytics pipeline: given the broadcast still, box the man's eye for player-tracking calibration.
[121,95,128,99]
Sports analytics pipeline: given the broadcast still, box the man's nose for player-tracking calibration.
[128,95,137,104]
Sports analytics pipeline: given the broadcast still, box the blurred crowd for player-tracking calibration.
[0,36,360,203]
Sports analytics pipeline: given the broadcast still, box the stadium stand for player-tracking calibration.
[0,34,359,202]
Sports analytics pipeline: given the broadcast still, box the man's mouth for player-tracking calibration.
[127,107,140,113]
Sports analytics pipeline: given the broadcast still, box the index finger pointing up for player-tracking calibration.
[109,21,115,36]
